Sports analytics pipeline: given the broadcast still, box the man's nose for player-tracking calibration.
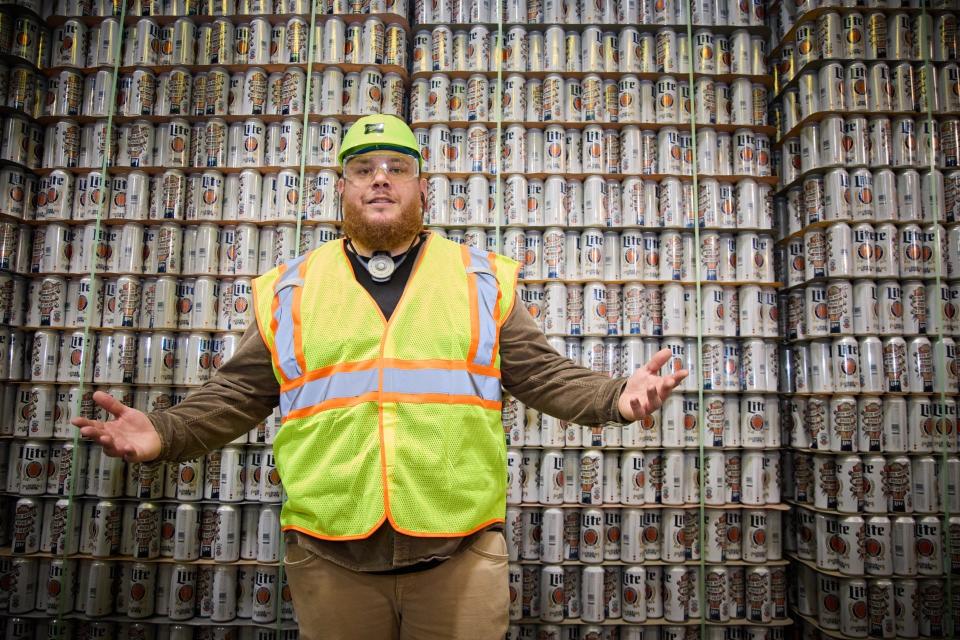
[371,166,391,186]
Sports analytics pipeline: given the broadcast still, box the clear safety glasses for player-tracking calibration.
[342,153,420,185]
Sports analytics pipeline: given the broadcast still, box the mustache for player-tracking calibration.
[342,195,423,251]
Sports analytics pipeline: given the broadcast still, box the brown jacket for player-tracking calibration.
[149,294,628,571]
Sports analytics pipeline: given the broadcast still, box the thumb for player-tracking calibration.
[93,391,128,420]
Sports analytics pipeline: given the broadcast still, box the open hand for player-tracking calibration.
[617,348,689,421]
[70,391,162,463]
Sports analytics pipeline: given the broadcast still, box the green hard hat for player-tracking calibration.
[337,114,422,168]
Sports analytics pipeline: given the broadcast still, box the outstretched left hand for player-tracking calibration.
[617,348,689,422]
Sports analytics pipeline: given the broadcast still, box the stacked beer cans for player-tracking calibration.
[402,0,787,637]
[0,0,410,636]
[771,0,960,638]
[0,0,955,636]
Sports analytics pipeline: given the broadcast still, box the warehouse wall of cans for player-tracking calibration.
[0,0,956,638]
[772,2,960,640]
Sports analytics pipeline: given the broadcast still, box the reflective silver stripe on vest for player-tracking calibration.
[272,253,308,381]
[467,248,499,368]
[382,368,502,401]
[280,367,502,415]
[280,368,379,415]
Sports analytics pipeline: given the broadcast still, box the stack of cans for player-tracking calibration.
[0,5,48,73]
[405,0,789,637]
[772,0,960,638]
[414,0,767,27]
[0,0,412,635]
[0,435,299,623]
[5,0,958,636]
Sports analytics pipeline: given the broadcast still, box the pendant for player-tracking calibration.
[367,253,396,282]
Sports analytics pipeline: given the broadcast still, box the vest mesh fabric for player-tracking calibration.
[275,404,386,537]
[381,401,507,533]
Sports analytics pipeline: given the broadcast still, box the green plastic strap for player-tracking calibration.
[278,4,321,630]
[293,4,320,259]
[56,0,127,621]
[918,2,955,634]
[682,0,708,633]
[492,5,505,254]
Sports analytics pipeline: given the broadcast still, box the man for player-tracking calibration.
[73,114,688,639]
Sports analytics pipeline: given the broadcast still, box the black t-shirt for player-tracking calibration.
[344,235,425,320]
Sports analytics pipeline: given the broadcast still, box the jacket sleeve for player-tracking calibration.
[148,325,280,462]
[499,293,629,426]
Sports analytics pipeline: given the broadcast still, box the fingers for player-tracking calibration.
[645,383,659,413]
[75,421,123,454]
[93,434,135,460]
[92,390,128,419]
[659,369,689,399]
[73,409,144,461]
[78,424,107,439]
[629,395,651,420]
[644,348,673,374]
[92,433,117,453]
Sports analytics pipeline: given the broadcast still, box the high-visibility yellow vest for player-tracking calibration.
[252,233,520,539]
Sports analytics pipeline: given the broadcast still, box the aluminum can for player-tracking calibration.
[177,455,204,504]
[915,517,943,575]
[907,336,934,393]
[538,565,563,623]
[132,502,161,560]
[578,509,606,566]
[837,578,869,637]
[167,563,196,621]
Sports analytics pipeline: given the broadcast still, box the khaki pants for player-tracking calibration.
[283,530,510,640]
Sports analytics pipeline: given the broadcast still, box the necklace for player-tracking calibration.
[346,234,423,283]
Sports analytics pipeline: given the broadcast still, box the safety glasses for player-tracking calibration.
[342,153,420,185]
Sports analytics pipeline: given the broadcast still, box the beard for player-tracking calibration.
[342,196,423,252]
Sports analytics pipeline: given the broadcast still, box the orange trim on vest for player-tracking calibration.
[284,516,505,542]
[252,280,273,368]
[488,252,503,324]
[283,391,380,421]
[378,363,393,532]
[488,252,503,366]
[379,392,501,409]
[280,359,380,392]
[500,262,522,329]
[460,244,480,366]
[268,269,289,385]
[282,517,387,542]
[291,259,308,375]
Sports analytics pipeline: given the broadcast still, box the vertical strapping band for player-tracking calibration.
[294,2,320,259]
[277,0,320,629]
[58,0,128,622]
[684,0,708,634]
[919,2,955,634]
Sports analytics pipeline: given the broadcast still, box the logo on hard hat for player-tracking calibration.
[364,123,385,134]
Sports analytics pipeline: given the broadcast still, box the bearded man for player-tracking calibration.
[73,114,687,640]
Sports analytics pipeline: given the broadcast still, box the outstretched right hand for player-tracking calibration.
[71,391,162,463]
